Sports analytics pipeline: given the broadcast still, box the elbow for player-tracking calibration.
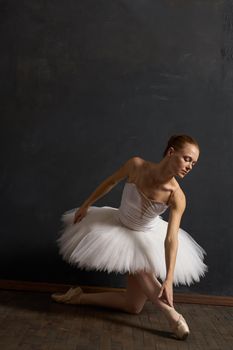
[164,236,178,247]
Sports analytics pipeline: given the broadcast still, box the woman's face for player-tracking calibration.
[168,143,199,178]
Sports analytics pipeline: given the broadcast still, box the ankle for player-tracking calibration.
[164,307,180,325]
[152,298,178,324]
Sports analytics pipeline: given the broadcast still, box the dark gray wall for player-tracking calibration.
[1,0,232,296]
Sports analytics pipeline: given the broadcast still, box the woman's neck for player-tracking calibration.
[148,158,175,185]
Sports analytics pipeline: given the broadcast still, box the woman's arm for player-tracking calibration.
[73,156,142,223]
[165,191,186,281]
[81,156,141,208]
[158,188,186,306]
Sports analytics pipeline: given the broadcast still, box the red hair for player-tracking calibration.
[163,134,200,158]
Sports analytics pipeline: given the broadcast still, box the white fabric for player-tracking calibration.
[57,182,207,286]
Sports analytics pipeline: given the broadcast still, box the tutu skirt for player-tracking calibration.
[56,206,207,286]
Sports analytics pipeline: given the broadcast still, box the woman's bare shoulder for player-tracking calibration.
[128,156,145,165]
[124,156,146,170]
[124,156,146,181]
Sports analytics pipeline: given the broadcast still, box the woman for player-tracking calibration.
[52,134,207,340]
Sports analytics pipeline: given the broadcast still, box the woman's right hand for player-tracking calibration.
[73,205,89,224]
[158,279,174,307]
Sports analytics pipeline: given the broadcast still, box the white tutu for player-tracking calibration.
[56,182,207,286]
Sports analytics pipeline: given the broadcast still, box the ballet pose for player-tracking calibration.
[52,134,207,340]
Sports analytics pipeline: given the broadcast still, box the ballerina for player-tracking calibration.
[52,134,207,340]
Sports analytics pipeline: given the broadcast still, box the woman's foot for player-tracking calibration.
[162,305,190,340]
[170,313,190,340]
[51,286,83,304]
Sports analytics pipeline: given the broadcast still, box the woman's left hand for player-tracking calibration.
[158,279,174,307]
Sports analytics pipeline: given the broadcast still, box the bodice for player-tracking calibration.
[118,182,169,231]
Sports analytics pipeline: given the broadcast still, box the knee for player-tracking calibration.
[125,303,143,315]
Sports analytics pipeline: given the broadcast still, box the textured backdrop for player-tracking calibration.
[1,0,232,296]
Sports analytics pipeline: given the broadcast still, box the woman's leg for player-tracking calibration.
[132,271,181,325]
[80,273,148,314]
[52,271,189,338]
[52,270,179,322]
[51,273,148,314]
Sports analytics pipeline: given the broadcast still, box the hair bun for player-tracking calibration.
[162,134,200,158]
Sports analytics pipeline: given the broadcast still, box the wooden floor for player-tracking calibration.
[0,290,232,350]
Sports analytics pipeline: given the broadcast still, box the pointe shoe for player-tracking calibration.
[171,314,190,340]
[51,286,83,304]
